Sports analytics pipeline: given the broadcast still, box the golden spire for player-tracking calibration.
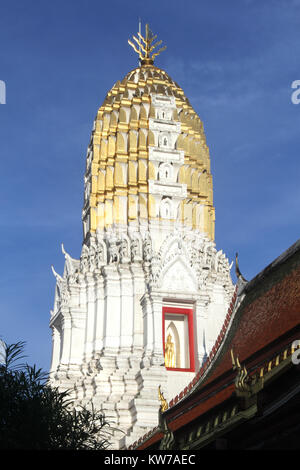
[128,23,166,66]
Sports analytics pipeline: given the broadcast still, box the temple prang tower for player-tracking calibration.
[49,25,234,449]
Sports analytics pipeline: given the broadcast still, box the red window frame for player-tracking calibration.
[162,306,195,372]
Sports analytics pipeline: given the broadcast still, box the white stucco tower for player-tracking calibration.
[49,26,234,449]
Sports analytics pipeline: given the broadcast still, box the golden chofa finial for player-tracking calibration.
[158,385,169,412]
[128,23,166,66]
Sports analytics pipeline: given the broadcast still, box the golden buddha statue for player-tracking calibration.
[165,333,175,368]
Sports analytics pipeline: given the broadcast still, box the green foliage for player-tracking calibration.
[0,341,112,449]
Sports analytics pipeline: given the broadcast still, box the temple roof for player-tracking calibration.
[201,238,300,387]
[130,238,300,449]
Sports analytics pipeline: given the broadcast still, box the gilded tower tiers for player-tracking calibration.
[82,27,215,243]
[50,26,233,450]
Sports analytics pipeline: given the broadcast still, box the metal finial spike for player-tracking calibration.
[128,24,166,66]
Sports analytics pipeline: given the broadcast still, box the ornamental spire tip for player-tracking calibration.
[128,23,166,66]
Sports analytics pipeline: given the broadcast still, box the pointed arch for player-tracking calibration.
[128,161,137,184]
[130,105,139,122]
[129,130,138,153]
[116,132,127,153]
[114,162,124,186]
[140,104,148,120]
[159,163,172,181]
[159,132,170,149]
[108,135,116,157]
[102,113,110,131]
[156,235,198,292]
[119,107,128,124]
[148,130,155,147]
[138,159,147,183]
[138,129,147,150]
[159,255,198,292]
[110,111,118,127]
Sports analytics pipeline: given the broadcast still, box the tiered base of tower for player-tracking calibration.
[52,352,168,448]
[49,226,233,449]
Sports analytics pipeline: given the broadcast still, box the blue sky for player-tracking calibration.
[0,0,299,372]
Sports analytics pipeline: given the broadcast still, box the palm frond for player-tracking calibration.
[1,341,27,371]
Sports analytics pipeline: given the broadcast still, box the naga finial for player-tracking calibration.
[231,349,250,393]
[128,23,166,66]
[51,265,63,282]
[158,385,169,412]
